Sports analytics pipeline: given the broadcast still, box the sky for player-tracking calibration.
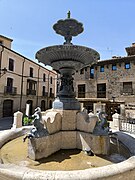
[0,0,135,64]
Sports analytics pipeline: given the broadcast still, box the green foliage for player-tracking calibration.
[23,116,33,126]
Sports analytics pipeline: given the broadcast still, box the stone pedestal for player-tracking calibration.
[28,130,110,160]
[25,104,30,117]
[28,109,110,160]
[120,104,125,117]
[62,110,78,130]
[110,112,120,130]
[12,111,23,129]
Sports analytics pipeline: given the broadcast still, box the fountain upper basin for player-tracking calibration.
[36,44,100,72]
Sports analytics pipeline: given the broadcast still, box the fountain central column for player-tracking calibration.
[56,66,81,110]
[58,68,75,98]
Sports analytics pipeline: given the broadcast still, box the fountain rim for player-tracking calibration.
[0,128,135,179]
[36,44,100,66]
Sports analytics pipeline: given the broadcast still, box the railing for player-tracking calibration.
[27,89,36,95]
[119,117,135,134]
[4,86,17,95]
[97,91,106,98]
[42,92,48,97]
[49,93,54,98]
[120,89,134,95]
[78,92,85,98]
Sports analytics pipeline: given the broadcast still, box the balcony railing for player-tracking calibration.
[49,93,54,98]
[4,86,17,95]
[97,91,106,98]
[27,89,36,95]
[42,92,48,97]
[120,89,134,95]
[78,92,85,98]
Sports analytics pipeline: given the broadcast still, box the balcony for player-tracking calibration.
[49,93,54,98]
[42,92,48,97]
[78,92,85,98]
[97,91,106,98]
[4,86,17,95]
[121,89,134,95]
[27,89,36,95]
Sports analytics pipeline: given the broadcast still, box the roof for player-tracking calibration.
[96,55,135,66]
[0,35,13,42]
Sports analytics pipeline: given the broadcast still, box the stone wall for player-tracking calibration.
[74,58,135,105]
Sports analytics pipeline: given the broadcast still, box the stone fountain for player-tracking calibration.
[0,12,135,180]
[36,12,99,110]
[26,12,110,161]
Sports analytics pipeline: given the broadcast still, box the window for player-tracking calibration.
[27,79,37,95]
[30,67,33,77]
[0,40,3,45]
[7,77,13,91]
[78,84,85,98]
[41,100,46,111]
[85,67,87,72]
[8,58,14,71]
[97,83,106,98]
[100,65,104,72]
[50,76,53,84]
[42,86,46,96]
[90,66,94,78]
[125,63,130,69]
[80,69,84,74]
[50,88,53,97]
[4,77,17,95]
[112,64,117,71]
[43,73,46,82]
[123,82,133,95]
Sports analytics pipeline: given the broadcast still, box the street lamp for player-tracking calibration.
[0,67,7,77]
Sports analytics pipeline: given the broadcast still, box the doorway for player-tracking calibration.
[3,99,13,117]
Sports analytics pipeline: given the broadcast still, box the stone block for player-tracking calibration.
[12,111,23,129]
[62,110,78,130]
[61,131,76,149]
[42,111,62,134]
[28,132,61,160]
[76,112,98,133]
[76,131,93,151]
[111,113,120,130]
[77,131,110,155]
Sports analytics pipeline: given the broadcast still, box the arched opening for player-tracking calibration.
[41,100,46,111]
[3,99,13,117]
[49,100,52,109]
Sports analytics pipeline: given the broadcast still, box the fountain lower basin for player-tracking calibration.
[0,128,135,180]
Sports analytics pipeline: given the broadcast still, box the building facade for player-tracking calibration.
[74,43,135,118]
[0,35,57,118]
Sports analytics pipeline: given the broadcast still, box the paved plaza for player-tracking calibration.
[0,117,13,131]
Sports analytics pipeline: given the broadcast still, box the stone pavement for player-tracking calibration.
[0,117,13,131]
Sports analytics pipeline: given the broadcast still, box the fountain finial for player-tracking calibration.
[67,10,71,18]
[53,13,84,44]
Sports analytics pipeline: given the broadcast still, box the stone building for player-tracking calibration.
[0,35,57,118]
[74,43,135,119]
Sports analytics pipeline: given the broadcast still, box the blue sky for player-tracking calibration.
[0,0,135,62]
